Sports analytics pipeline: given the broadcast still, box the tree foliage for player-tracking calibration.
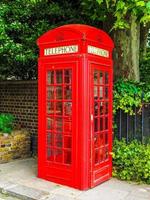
[82,0,150,30]
[0,0,82,80]
[1,0,150,80]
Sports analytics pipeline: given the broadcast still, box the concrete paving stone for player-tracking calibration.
[1,158,150,200]
[50,186,82,198]
[4,184,50,200]
[77,187,129,200]
[40,194,76,200]
[130,188,150,199]
[123,194,150,200]
[20,177,59,193]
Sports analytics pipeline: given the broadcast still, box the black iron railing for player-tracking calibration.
[114,104,150,143]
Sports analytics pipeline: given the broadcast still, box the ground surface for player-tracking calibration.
[0,158,150,200]
[0,193,21,200]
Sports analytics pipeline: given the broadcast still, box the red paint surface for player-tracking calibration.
[37,24,114,190]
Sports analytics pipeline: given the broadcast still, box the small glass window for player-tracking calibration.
[55,133,63,148]
[105,73,109,84]
[64,85,72,99]
[105,87,108,99]
[94,118,98,132]
[95,150,99,164]
[47,132,54,146]
[64,102,72,116]
[56,86,62,99]
[47,118,54,130]
[64,69,72,84]
[94,86,98,98]
[99,102,104,115]
[47,86,54,100]
[99,86,103,99]
[100,72,103,84]
[55,118,63,132]
[47,102,54,115]
[47,71,54,84]
[100,118,103,131]
[56,70,63,84]
[56,102,63,115]
[94,70,98,84]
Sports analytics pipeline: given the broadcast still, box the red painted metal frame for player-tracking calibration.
[37,24,114,190]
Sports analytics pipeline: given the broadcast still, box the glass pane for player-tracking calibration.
[56,102,63,115]
[55,149,63,163]
[55,118,63,132]
[47,71,54,84]
[64,136,72,148]
[105,87,108,99]
[47,102,54,114]
[64,120,72,132]
[47,118,54,130]
[94,102,98,116]
[47,148,54,161]
[105,132,108,144]
[100,118,103,131]
[100,133,104,146]
[105,117,108,130]
[100,72,103,84]
[94,133,99,148]
[64,151,71,164]
[105,146,109,160]
[56,86,62,99]
[99,148,103,162]
[105,73,109,84]
[95,150,99,164]
[99,102,104,115]
[99,86,103,99]
[56,70,63,84]
[47,132,54,146]
[94,118,98,132]
[94,70,98,84]
[47,86,54,100]
[64,85,72,99]
[105,102,108,114]
[94,86,98,98]
[64,69,72,84]
[64,102,72,116]
[55,133,62,148]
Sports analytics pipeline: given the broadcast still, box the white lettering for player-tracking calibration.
[44,45,78,56]
[88,45,109,58]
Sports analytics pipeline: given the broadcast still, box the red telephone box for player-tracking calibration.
[37,24,114,190]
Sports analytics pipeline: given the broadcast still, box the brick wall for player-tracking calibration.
[0,81,38,154]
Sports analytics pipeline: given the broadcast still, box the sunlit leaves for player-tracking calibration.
[82,0,150,29]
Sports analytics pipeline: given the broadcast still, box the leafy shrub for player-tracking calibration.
[0,113,15,134]
[113,139,150,184]
[114,79,150,115]
[140,49,150,84]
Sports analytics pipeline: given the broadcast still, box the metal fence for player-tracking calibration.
[114,104,150,143]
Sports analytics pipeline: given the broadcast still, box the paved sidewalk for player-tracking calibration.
[0,158,150,200]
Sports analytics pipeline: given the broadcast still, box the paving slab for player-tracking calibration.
[0,158,150,200]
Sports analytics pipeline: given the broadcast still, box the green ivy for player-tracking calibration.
[113,139,150,184]
[113,79,150,115]
[0,113,15,134]
[140,49,150,84]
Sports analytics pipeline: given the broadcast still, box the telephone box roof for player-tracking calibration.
[37,24,114,49]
